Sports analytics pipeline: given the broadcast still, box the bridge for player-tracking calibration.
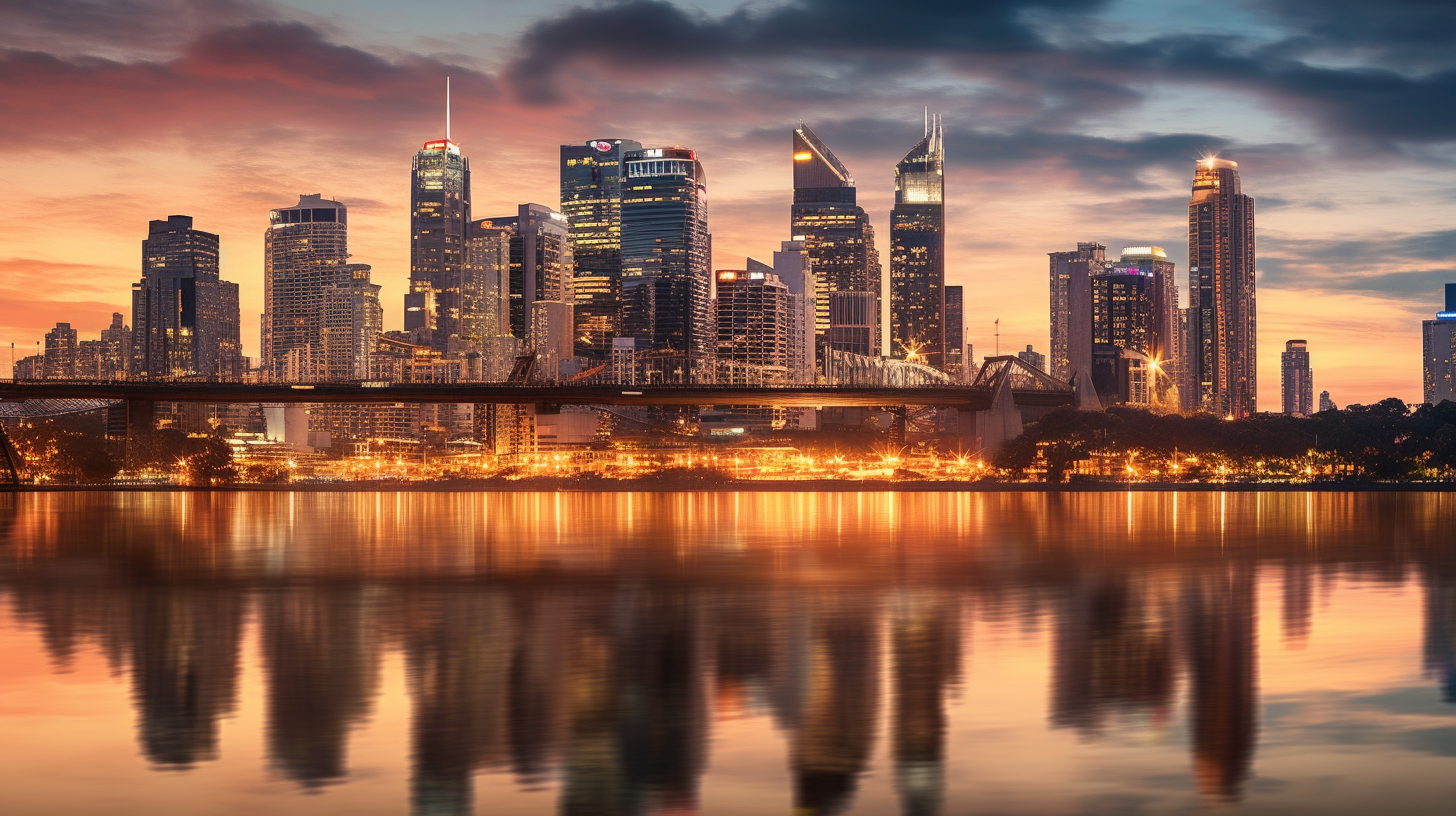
[0,357,1091,485]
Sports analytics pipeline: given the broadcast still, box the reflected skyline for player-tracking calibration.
[3,492,1456,814]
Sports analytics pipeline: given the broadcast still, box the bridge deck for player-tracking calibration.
[0,381,1075,410]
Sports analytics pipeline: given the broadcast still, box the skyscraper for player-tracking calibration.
[890,113,946,369]
[319,265,383,381]
[1048,242,1105,381]
[131,215,241,380]
[561,138,643,358]
[791,125,880,357]
[715,264,793,384]
[43,322,77,379]
[620,146,711,383]
[99,313,130,380]
[406,86,471,353]
[475,204,573,342]
[1281,340,1313,416]
[1422,284,1456,405]
[262,195,352,380]
[772,240,818,384]
[1189,157,1257,417]
[944,285,965,376]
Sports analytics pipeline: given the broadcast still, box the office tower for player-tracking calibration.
[620,146,712,382]
[76,340,104,379]
[1048,242,1106,381]
[475,204,572,342]
[791,125,879,355]
[716,264,793,384]
[406,93,471,353]
[43,322,77,379]
[132,215,242,380]
[1422,284,1456,405]
[1281,340,1313,416]
[561,138,644,358]
[1108,246,1178,391]
[1189,157,1257,417]
[13,355,43,380]
[828,292,878,357]
[944,285,965,376]
[890,112,946,368]
[773,240,818,384]
[529,300,574,380]
[100,313,130,379]
[319,265,382,381]
[263,195,354,380]
[464,220,513,343]
[1017,344,1046,373]
[1319,390,1336,413]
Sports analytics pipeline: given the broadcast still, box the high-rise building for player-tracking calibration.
[1108,246,1178,392]
[890,113,946,369]
[1281,340,1313,416]
[464,220,513,341]
[132,215,242,380]
[620,146,711,382]
[263,195,352,380]
[772,240,818,384]
[790,125,879,356]
[1017,344,1046,373]
[944,285,966,376]
[1319,390,1336,413]
[1422,284,1456,405]
[406,94,471,353]
[43,322,77,379]
[476,204,573,342]
[715,264,793,384]
[1048,242,1105,381]
[319,265,382,381]
[561,138,643,358]
[1189,157,1257,417]
[100,313,130,379]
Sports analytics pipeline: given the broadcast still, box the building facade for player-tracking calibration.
[1048,242,1105,381]
[1017,344,1046,373]
[791,125,880,356]
[1422,284,1456,405]
[771,240,818,384]
[944,285,965,377]
[1280,340,1313,416]
[1188,158,1256,417]
[889,114,946,369]
[620,147,712,383]
[406,136,471,352]
[319,265,382,381]
[715,267,792,384]
[43,322,77,379]
[263,195,353,380]
[476,204,572,342]
[560,138,643,358]
[132,215,241,380]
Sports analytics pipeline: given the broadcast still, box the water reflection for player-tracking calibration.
[2,491,1456,814]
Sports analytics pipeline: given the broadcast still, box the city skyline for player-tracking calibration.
[4,0,1456,407]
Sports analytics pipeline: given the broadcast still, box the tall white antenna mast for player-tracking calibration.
[923,106,929,137]
[446,77,451,140]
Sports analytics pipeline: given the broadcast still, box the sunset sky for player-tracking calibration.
[3,0,1455,407]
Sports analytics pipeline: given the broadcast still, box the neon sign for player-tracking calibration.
[590,140,613,152]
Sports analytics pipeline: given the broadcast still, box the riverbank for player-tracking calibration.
[6,477,1455,493]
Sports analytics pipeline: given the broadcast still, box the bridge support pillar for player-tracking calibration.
[125,399,156,470]
[0,422,22,487]
[968,372,1025,454]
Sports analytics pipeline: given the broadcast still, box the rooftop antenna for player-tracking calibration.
[446,76,451,140]
[923,106,929,137]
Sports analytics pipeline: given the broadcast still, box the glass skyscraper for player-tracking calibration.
[790,125,879,356]
[263,195,354,380]
[560,138,643,359]
[1048,242,1105,381]
[131,215,241,380]
[890,113,946,369]
[407,133,471,352]
[1280,340,1313,416]
[620,147,711,383]
[1422,284,1456,405]
[1188,158,1256,417]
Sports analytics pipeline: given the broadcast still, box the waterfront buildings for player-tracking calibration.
[1048,242,1105,381]
[262,195,355,380]
[1281,340,1313,416]
[319,266,383,381]
[715,265,793,384]
[132,215,242,380]
[1422,284,1456,405]
[43,323,77,379]
[1188,158,1257,417]
[473,204,572,343]
[889,113,946,369]
[1091,246,1177,405]
[620,146,712,383]
[945,285,965,377]
[406,127,471,352]
[791,125,880,356]
[99,313,130,379]
[560,138,643,358]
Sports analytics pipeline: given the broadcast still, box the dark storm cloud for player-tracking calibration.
[0,0,273,52]
[1242,0,1456,56]
[506,0,1112,101]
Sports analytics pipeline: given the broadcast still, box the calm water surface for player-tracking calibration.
[2,491,1455,815]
